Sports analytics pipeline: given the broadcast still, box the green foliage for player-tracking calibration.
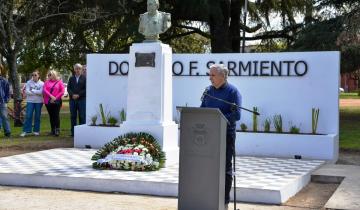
[120,108,126,123]
[340,106,360,150]
[289,126,300,134]
[107,116,118,126]
[290,1,360,73]
[273,114,283,133]
[264,118,271,132]
[340,92,360,99]
[99,104,107,125]
[255,39,288,52]
[240,123,248,132]
[252,107,259,132]
[167,29,210,53]
[312,108,320,134]
[289,122,300,134]
[90,115,97,126]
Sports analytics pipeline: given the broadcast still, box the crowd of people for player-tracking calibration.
[0,63,87,137]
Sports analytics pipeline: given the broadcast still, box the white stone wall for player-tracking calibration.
[87,51,339,135]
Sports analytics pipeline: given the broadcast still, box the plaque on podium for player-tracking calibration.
[177,107,228,210]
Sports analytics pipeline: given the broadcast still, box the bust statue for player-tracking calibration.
[139,0,171,42]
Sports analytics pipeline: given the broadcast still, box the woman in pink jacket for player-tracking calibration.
[43,70,64,136]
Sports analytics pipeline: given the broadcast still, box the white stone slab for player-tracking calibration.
[0,149,324,204]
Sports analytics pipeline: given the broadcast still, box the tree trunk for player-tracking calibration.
[209,0,232,53]
[6,52,23,127]
[229,0,241,52]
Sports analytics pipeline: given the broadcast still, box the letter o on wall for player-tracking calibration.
[294,61,308,76]
[173,61,184,75]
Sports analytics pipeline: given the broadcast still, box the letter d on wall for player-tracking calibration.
[109,61,119,75]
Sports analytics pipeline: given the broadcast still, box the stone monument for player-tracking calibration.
[120,0,178,163]
[138,0,171,41]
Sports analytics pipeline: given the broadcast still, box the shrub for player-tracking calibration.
[107,116,118,126]
[90,115,97,126]
[120,108,126,123]
[264,118,271,132]
[289,123,300,134]
[99,104,108,125]
[312,108,320,134]
[252,107,258,132]
[273,114,283,133]
[240,123,248,131]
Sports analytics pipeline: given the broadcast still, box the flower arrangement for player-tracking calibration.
[91,132,165,171]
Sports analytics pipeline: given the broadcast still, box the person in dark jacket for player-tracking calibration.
[0,71,11,137]
[67,63,86,137]
[200,64,241,209]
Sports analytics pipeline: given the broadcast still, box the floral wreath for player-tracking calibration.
[91,132,165,171]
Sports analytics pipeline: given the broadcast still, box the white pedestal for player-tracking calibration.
[75,42,179,164]
[122,42,178,152]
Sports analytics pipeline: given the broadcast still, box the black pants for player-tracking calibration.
[45,103,61,133]
[225,132,236,204]
[69,99,86,136]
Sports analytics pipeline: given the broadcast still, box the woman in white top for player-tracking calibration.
[20,70,44,137]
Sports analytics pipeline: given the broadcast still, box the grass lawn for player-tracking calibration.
[340,106,360,150]
[340,92,360,99]
[0,111,73,143]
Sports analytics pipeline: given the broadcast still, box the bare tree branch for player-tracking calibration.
[173,24,211,38]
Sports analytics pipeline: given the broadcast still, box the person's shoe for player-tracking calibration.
[54,129,60,137]
[20,132,27,137]
[5,133,11,137]
[33,132,40,136]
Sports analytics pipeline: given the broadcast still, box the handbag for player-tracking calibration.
[48,81,62,105]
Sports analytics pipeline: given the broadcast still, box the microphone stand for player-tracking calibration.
[203,92,260,210]
[203,93,260,116]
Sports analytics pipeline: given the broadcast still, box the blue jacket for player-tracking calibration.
[0,76,10,104]
[200,82,242,134]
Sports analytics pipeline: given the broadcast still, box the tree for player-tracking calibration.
[290,0,360,74]
[172,0,314,52]
[0,0,77,125]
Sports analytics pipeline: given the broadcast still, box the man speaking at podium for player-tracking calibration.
[200,64,242,208]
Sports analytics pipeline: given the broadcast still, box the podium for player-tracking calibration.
[177,107,228,210]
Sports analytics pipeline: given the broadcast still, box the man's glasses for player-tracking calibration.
[32,74,38,76]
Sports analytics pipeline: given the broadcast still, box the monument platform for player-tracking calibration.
[0,148,324,204]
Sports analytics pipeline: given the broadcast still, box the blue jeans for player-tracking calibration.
[70,99,86,135]
[0,103,11,134]
[23,102,43,133]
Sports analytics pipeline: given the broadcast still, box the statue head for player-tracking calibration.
[147,0,159,14]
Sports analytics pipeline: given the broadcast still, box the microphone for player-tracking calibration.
[200,87,209,102]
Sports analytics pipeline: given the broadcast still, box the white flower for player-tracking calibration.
[133,152,139,156]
